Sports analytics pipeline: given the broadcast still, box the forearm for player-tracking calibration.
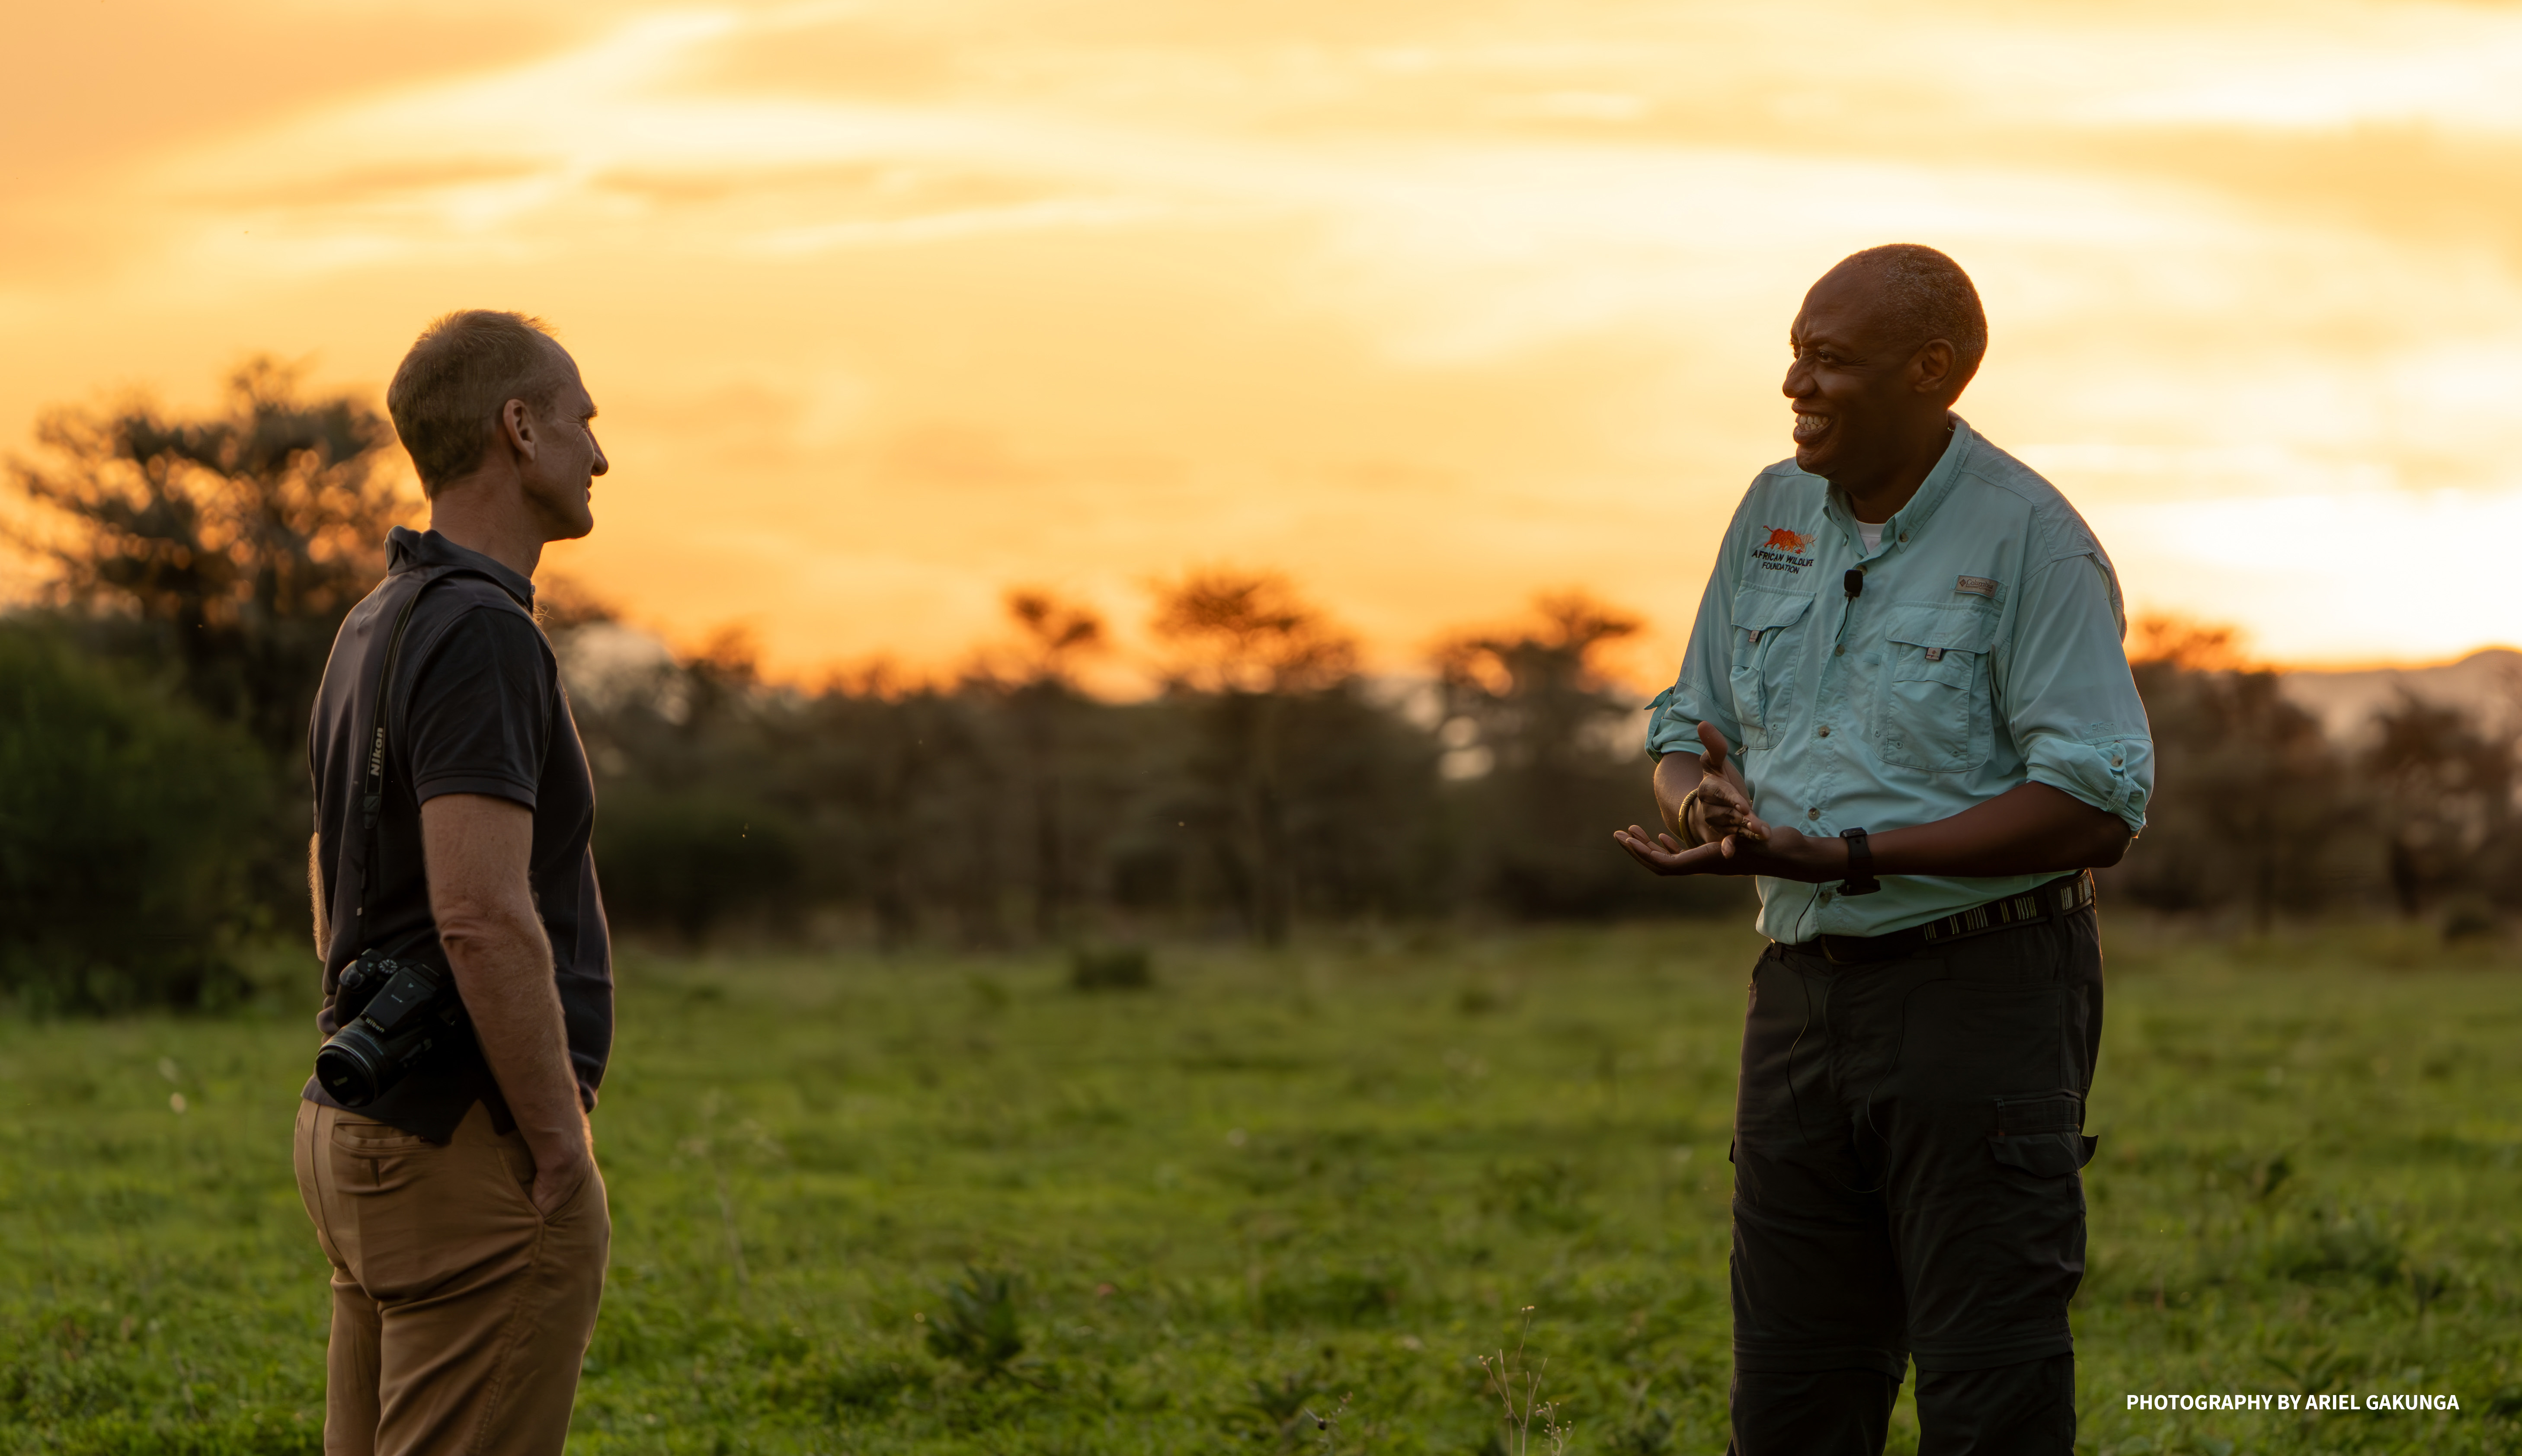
[1867,782,2131,879]
[1651,752,1708,838]
[443,906,588,1170]
[308,833,328,960]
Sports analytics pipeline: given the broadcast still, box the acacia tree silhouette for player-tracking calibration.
[1000,589,1106,939]
[1152,570,1357,945]
[1435,593,1655,916]
[6,357,411,756]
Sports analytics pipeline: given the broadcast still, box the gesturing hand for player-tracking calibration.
[1682,722,1762,846]
[1612,721,1847,883]
[1613,817,1853,881]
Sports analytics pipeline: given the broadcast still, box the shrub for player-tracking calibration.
[0,622,272,1011]
[592,789,803,946]
[1069,945,1153,991]
[924,1268,1027,1381]
[1255,1260,1404,1326]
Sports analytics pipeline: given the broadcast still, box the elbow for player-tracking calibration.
[2029,769,2140,870]
[431,894,538,958]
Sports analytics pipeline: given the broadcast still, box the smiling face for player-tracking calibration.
[1781,263,1958,491]
[518,344,608,542]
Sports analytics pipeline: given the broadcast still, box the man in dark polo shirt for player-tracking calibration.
[297,309,614,1456]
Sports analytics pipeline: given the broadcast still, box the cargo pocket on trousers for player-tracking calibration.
[1990,1094,2097,1178]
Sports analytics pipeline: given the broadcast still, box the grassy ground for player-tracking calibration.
[2,918,2519,1454]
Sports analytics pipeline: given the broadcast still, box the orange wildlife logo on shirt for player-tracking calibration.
[1764,527,1814,554]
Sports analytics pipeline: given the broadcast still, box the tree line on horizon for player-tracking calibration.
[3,363,2516,1010]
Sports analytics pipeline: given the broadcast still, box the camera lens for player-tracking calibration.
[310,952,465,1108]
[315,1024,397,1108]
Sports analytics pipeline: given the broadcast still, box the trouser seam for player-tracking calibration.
[461,1156,551,1455]
[1911,1334,2076,1373]
[307,1105,350,1269]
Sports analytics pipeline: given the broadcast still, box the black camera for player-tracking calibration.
[314,946,471,1108]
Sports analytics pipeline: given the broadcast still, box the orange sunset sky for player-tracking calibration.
[6,0,2521,683]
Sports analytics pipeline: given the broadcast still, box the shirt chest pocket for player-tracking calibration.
[1728,588,1816,751]
[1874,603,1996,772]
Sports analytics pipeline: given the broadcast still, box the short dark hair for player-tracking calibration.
[1837,244,1988,391]
[386,310,569,495]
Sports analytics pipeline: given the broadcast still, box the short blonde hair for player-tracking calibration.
[385,310,569,495]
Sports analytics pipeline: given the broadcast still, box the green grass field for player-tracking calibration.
[3,920,2519,1455]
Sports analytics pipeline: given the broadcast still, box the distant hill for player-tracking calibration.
[2276,648,2522,742]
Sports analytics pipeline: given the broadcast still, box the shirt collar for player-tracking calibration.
[1824,412,1976,558]
[384,525,536,609]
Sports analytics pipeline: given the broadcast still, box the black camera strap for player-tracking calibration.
[339,559,533,961]
[348,576,435,947]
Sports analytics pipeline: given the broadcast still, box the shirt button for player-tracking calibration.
[1834,645,1845,656]
[1899,532,1909,543]
[1817,725,1831,737]
[1807,808,1820,820]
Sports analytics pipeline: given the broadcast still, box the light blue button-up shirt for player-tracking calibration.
[1646,416,2153,942]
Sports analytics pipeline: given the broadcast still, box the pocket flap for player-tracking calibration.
[1995,1095,2083,1135]
[1893,651,1974,687]
[1884,602,1996,652]
[1734,588,1815,632]
[1991,1131,2096,1178]
[330,1122,438,1153]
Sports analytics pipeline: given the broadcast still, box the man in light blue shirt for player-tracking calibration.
[1615,245,2153,1456]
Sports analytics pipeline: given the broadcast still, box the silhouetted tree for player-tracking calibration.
[2112,619,2350,928]
[5,357,412,756]
[2364,691,2516,919]
[571,623,811,947]
[1268,679,1451,922]
[1152,570,1359,945]
[1435,593,1699,917]
[0,621,271,1010]
[997,589,1106,939]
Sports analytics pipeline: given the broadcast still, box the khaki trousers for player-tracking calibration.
[293,1099,609,1456]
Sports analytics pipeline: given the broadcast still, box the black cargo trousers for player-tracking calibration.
[1725,899,2102,1456]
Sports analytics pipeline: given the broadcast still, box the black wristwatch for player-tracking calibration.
[1839,827,1882,896]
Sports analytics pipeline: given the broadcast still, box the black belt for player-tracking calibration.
[1789,870,2096,965]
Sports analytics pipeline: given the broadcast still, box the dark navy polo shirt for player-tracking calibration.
[303,526,613,1140]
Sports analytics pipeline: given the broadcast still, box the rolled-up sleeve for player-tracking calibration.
[1647,533,1745,760]
[1997,552,2152,830]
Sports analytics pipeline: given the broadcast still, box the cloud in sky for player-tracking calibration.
[4,0,2519,675]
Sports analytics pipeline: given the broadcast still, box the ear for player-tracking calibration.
[1907,339,1958,398]
[496,397,541,464]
